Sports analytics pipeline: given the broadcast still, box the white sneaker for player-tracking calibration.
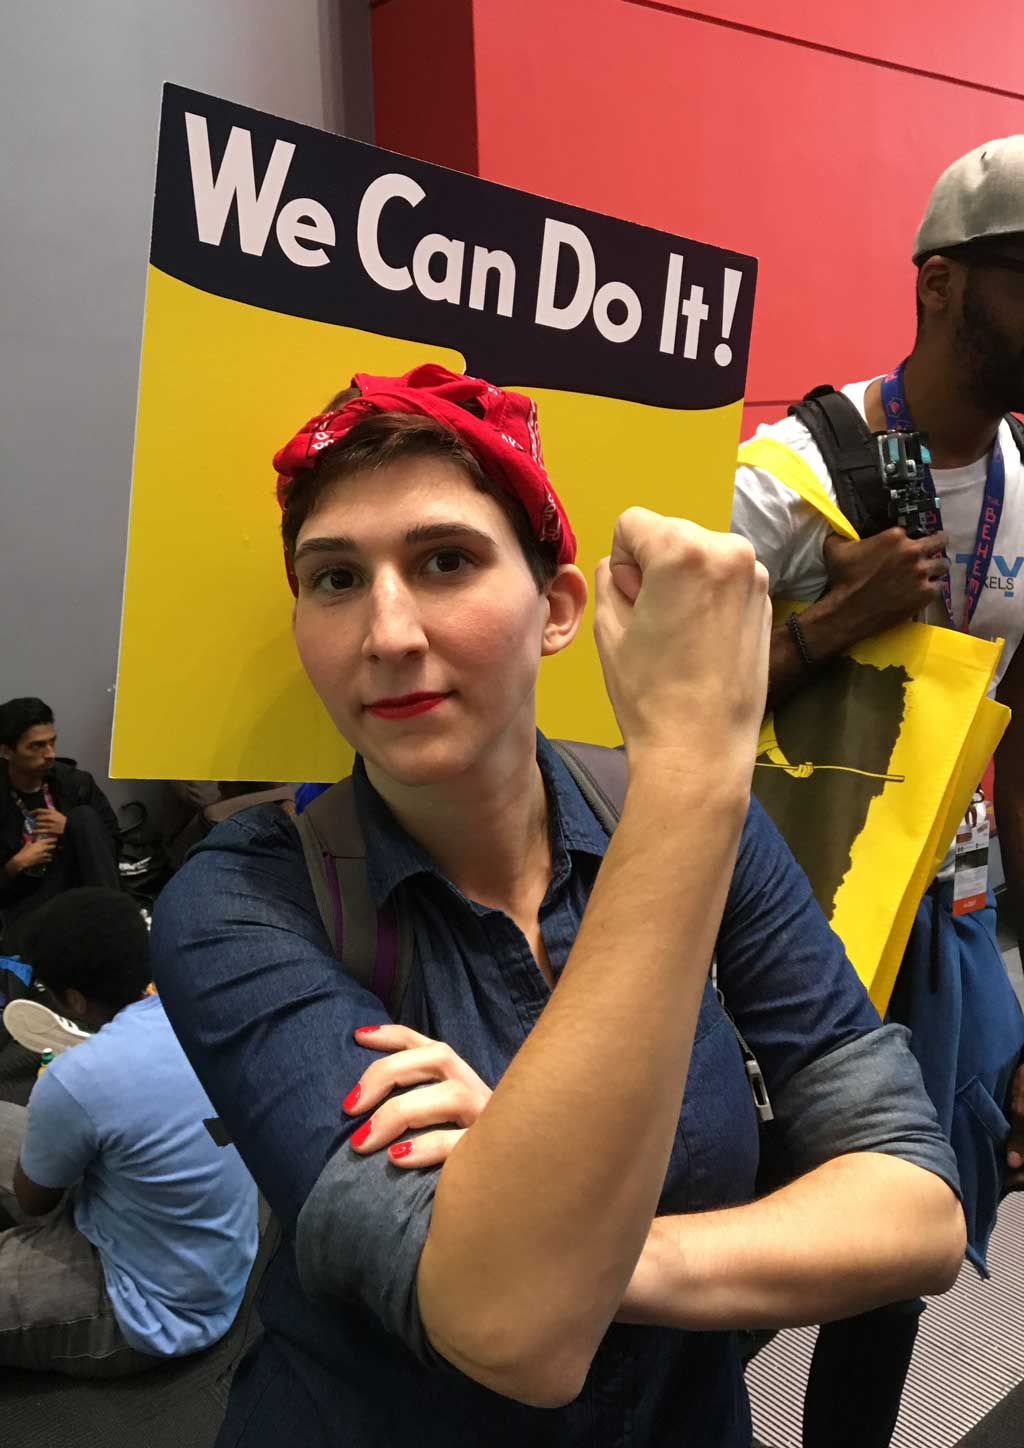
[2,999,92,1055]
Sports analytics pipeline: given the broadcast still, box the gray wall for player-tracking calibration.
[0,1,374,815]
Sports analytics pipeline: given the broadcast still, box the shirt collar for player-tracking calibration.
[354,733,610,909]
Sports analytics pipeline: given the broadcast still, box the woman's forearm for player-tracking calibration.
[417,759,750,1407]
[617,1153,965,1333]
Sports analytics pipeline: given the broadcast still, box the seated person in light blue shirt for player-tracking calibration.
[0,886,258,1377]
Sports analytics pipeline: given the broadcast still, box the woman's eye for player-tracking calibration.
[426,550,469,576]
[312,566,358,594]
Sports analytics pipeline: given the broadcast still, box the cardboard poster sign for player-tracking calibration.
[112,84,757,781]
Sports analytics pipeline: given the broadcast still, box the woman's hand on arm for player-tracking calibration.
[342,1024,492,1168]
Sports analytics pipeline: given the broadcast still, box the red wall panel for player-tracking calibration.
[372,0,1024,415]
[629,1,1024,98]
[371,0,478,173]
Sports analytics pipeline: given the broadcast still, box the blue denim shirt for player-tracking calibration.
[153,735,958,1448]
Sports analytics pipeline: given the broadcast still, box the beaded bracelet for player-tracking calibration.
[786,612,817,676]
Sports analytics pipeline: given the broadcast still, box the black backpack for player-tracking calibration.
[789,386,1024,539]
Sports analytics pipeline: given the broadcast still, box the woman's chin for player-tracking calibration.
[359,731,480,790]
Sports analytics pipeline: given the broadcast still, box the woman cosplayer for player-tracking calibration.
[153,366,963,1447]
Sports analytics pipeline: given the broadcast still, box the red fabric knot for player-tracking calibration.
[274,365,576,595]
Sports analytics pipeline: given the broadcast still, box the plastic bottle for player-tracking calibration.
[37,1049,54,1078]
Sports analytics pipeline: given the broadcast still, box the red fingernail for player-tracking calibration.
[355,1024,382,1034]
[350,1119,373,1148]
[389,1141,414,1160]
[342,1083,362,1113]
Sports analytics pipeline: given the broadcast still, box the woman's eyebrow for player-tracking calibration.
[293,535,357,564]
[403,523,496,547]
[294,523,497,565]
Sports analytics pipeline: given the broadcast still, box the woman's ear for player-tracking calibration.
[541,565,588,658]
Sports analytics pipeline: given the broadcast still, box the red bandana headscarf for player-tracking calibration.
[274,364,576,593]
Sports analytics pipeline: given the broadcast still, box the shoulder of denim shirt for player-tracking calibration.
[185,802,300,857]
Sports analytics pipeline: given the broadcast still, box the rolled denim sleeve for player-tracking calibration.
[296,1131,444,1365]
[769,1024,961,1198]
[152,806,440,1360]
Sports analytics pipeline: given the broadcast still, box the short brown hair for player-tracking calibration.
[280,390,559,591]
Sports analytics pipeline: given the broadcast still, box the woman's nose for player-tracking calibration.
[362,575,428,662]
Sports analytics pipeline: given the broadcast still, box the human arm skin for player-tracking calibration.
[3,837,57,879]
[617,1152,964,1331]
[766,529,949,710]
[13,1159,65,1217]
[414,512,771,1408]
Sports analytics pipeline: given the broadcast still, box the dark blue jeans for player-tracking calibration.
[803,1300,924,1448]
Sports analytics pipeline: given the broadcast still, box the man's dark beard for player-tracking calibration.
[956,272,1024,416]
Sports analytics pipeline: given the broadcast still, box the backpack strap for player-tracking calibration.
[1005,411,1024,462]
[294,780,415,1017]
[790,391,1024,534]
[789,385,891,539]
[550,739,627,831]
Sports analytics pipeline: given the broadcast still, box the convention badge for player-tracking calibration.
[953,791,990,916]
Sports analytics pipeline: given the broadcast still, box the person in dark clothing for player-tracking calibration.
[0,698,121,950]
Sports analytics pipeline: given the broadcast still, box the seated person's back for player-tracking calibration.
[1,887,258,1371]
[29,991,258,1353]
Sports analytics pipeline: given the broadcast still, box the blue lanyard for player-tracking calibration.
[12,782,54,833]
[880,359,1004,633]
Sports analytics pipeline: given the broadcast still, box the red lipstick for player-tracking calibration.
[366,692,450,720]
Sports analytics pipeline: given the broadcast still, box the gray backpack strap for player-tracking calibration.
[551,740,627,832]
[294,779,414,1015]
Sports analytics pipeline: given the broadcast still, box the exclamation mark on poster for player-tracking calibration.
[714,269,742,367]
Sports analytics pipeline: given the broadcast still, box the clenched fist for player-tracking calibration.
[594,508,771,777]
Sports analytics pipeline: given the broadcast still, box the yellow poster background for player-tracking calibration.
[112,267,742,781]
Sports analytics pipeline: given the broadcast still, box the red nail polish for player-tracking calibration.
[342,1083,362,1113]
[350,1119,373,1148]
[389,1141,414,1160]
[355,1024,382,1034]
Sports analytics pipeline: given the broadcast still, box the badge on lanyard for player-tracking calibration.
[953,791,990,916]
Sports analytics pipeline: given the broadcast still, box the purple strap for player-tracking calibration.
[373,902,399,1010]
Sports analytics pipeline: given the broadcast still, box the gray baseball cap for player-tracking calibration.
[913,135,1024,263]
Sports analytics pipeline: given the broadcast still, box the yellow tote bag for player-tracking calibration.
[739,439,1009,1013]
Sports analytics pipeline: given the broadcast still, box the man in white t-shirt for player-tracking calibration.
[732,136,1024,1448]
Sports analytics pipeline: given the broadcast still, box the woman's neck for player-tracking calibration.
[366,721,552,915]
